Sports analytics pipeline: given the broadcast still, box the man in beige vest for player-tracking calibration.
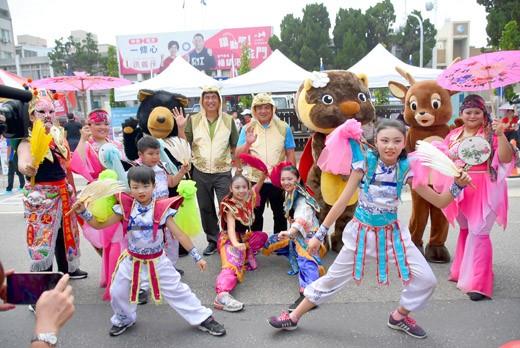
[178,86,239,255]
[236,93,296,233]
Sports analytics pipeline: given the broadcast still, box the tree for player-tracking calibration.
[238,44,252,108]
[299,3,333,71]
[333,8,368,69]
[393,10,437,67]
[105,45,125,107]
[365,0,396,50]
[477,0,520,47]
[48,33,104,75]
[499,20,520,103]
[268,14,303,66]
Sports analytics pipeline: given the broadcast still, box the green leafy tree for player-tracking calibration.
[238,44,252,107]
[394,10,437,67]
[477,0,520,47]
[373,88,390,105]
[333,8,368,69]
[365,0,396,50]
[299,3,333,71]
[105,45,125,107]
[269,14,303,66]
[48,33,104,75]
[499,20,520,103]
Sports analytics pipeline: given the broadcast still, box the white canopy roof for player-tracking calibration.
[220,49,312,95]
[114,57,218,101]
[348,44,443,88]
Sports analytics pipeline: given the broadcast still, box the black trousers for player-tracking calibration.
[43,227,69,273]
[192,167,232,245]
[251,182,287,234]
[6,157,25,191]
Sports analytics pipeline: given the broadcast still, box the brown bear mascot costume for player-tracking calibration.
[296,71,375,252]
[389,67,457,263]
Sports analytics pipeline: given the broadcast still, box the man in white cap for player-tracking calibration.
[236,93,296,234]
[178,86,239,256]
[241,109,252,125]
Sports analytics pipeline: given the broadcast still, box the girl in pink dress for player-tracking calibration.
[444,95,514,301]
[70,109,126,300]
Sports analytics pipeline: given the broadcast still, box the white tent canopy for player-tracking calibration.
[347,44,443,88]
[220,49,312,95]
[114,57,218,101]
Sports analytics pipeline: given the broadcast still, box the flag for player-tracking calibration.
[319,57,324,71]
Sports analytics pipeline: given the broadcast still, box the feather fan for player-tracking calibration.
[67,179,127,216]
[238,153,268,174]
[168,137,191,165]
[415,140,460,177]
[30,119,53,185]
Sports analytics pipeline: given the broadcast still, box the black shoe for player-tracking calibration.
[68,269,88,279]
[138,289,148,305]
[109,322,135,336]
[468,292,487,301]
[203,243,217,256]
[175,267,185,276]
[178,245,189,257]
[288,294,305,313]
[198,316,226,336]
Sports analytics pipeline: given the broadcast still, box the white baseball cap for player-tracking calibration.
[241,109,252,116]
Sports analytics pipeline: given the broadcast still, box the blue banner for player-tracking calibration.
[110,107,138,128]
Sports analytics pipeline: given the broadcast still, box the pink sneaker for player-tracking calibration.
[387,314,427,339]
[267,311,298,330]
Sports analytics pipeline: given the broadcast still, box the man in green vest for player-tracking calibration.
[235,93,296,234]
[178,86,239,255]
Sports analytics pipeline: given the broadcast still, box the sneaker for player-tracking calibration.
[175,267,185,276]
[109,322,135,337]
[288,294,305,313]
[387,314,427,339]
[268,311,298,330]
[197,316,226,336]
[1,190,13,195]
[68,269,88,279]
[214,292,244,312]
[137,289,148,305]
[203,243,217,256]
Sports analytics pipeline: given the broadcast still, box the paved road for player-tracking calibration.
[0,176,519,347]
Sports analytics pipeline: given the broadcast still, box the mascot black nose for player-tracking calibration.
[419,111,426,115]
[157,116,166,123]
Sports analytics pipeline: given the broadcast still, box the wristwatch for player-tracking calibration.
[31,332,58,346]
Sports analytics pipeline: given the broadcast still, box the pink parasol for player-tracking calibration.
[32,71,132,114]
[0,69,26,89]
[437,51,520,91]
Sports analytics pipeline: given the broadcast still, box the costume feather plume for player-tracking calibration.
[415,140,460,177]
[30,119,53,185]
[67,179,127,216]
[238,153,268,174]
[174,179,203,237]
[168,137,191,165]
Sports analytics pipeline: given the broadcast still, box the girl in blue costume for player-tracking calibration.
[268,119,472,339]
[262,164,326,312]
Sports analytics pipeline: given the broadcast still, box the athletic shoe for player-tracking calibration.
[203,243,217,256]
[197,316,226,336]
[137,289,148,305]
[268,311,298,330]
[288,294,305,313]
[468,292,487,301]
[175,267,184,276]
[109,322,135,337]
[214,292,244,312]
[68,269,88,279]
[387,314,427,339]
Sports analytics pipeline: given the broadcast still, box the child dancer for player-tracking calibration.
[75,166,226,337]
[17,91,87,280]
[135,136,189,304]
[263,164,326,312]
[268,119,472,339]
[444,95,514,301]
[214,174,268,312]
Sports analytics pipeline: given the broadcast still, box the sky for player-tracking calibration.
[9,0,489,47]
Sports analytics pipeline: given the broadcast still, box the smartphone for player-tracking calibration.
[6,272,63,305]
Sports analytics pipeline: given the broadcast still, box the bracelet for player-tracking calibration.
[79,209,93,221]
[189,247,202,263]
[449,182,464,198]
[314,224,329,242]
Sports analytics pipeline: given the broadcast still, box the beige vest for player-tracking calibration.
[246,116,287,182]
[191,113,233,174]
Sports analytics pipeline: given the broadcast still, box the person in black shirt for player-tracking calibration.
[63,113,82,151]
[189,33,216,74]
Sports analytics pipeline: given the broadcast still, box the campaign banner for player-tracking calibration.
[116,26,272,75]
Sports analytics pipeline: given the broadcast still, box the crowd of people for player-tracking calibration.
[0,86,517,346]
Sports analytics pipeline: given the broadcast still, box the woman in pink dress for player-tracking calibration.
[444,95,514,301]
[70,109,125,300]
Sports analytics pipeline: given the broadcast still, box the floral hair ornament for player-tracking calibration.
[310,71,330,88]
[88,109,110,124]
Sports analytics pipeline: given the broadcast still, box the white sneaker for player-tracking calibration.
[213,292,244,312]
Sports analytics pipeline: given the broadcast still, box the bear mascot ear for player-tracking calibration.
[138,89,155,102]
[172,94,189,108]
[357,73,369,88]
